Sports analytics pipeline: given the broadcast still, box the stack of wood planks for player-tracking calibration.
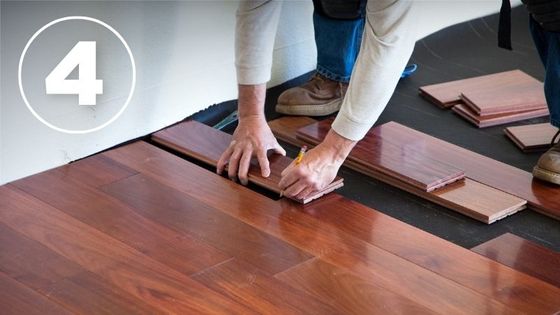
[1,139,559,314]
[505,123,559,152]
[420,70,549,128]
[268,116,560,224]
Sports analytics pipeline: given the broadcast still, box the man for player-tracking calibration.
[217,0,416,200]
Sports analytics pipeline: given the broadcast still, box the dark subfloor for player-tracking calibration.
[192,7,560,252]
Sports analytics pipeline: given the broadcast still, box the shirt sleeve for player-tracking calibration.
[332,0,417,141]
[235,0,283,85]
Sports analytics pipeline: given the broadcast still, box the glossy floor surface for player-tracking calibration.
[2,141,560,314]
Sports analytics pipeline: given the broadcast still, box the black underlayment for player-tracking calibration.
[194,6,560,251]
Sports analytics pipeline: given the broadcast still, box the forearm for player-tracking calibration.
[238,84,267,122]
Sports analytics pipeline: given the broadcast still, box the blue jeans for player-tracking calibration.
[313,11,365,83]
[529,17,560,128]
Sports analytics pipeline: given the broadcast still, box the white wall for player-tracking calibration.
[0,0,521,184]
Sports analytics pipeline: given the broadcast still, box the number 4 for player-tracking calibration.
[45,41,103,105]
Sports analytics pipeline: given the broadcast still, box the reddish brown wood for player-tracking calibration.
[472,233,560,288]
[452,104,549,128]
[57,154,137,187]
[0,271,73,315]
[0,185,254,314]
[268,116,317,147]
[460,81,546,116]
[0,222,162,314]
[505,123,559,152]
[296,119,560,220]
[102,142,560,314]
[152,120,343,203]
[101,173,312,275]
[275,259,438,314]
[419,70,539,108]
[297,118,465,192]
[12,169,231,276]
[192,259,339,314]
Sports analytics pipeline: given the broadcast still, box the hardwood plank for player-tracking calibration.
[297,118,465,192]
[102,142,558,314]
[57,154,137,187]
[192,259,339,315]
[101,173,312,275]
[268,116,317,147]
[452,104,549,128]
[12,169,231,276]
[0,185,254,314]
[275,259,438,315]
[459,81,546,116]
[152,120,343,203]
[505,123,559,152]
[0,223,162,315]
[419,70,538,108]
[472,233,560,288]
[296,118,560,220]
[0,271,73,315]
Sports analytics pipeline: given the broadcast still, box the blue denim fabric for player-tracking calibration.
[529,17,560,128]
[313,11,365,83]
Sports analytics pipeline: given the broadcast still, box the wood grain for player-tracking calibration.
[452,104,549,128]
[102,142,560,314]
[268,116,317,147]
[275,259,438,315]
[297,118,465,192]
[192,259,339,315]
[460,81,546,116]
[57,154,137,188]
[419,70,539,108]
[152,120,343,203]
[0,185,254,314]
[472,233,560,288]
[295,118,560,220]
[101,173,312,275]
[505,123,559,152]
[12,168,231,276]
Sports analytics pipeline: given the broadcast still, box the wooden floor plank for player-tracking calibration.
[192,259,339,315]
[56,154,137,188]
[268,116,317,147]
[0,223,162,315]
[418,70,538,108]
[102,142,558,314]
[0,185,254,314]
[505,123,559,152]
[101,173,313,275]
[452,104,549,128]
[0,271,73,315]
[275,259,438,315]
[296,118,560,220]
[152,120,343,203]
[11,169,231,277]
[297,118,464,192]
[472,233,560,288]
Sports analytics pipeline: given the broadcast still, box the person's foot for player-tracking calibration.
[532,129,560,185]
[276,73,348,116]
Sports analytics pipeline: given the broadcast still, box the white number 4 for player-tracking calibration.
[45,41,103,105]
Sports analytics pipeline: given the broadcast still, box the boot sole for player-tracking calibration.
[532,165,560,185]
[275,99,342,117]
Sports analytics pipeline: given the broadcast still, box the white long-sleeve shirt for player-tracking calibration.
[235,0,416,141]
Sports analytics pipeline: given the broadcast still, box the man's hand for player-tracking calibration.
[217,116,286,185]
[279,129,356,200]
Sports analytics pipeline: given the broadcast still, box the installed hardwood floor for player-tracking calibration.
[472,233,560,288]
[152,120,343,203]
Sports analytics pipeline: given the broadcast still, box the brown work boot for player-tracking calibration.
[532,129,560,185]
[276,73,348,116]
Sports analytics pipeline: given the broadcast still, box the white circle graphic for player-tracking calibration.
[18,16,136,134]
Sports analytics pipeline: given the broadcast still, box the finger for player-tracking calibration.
[216,146,234,174]
[273,142,286,156]
[228,148,243,181]
[238,148,253,185]
[296,186,316,200]
[283,180,307,198]
[280,160,296,177]
[257,150,270,177]
[278,166,299,190]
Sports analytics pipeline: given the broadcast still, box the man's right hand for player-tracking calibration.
[216,115,286,185]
